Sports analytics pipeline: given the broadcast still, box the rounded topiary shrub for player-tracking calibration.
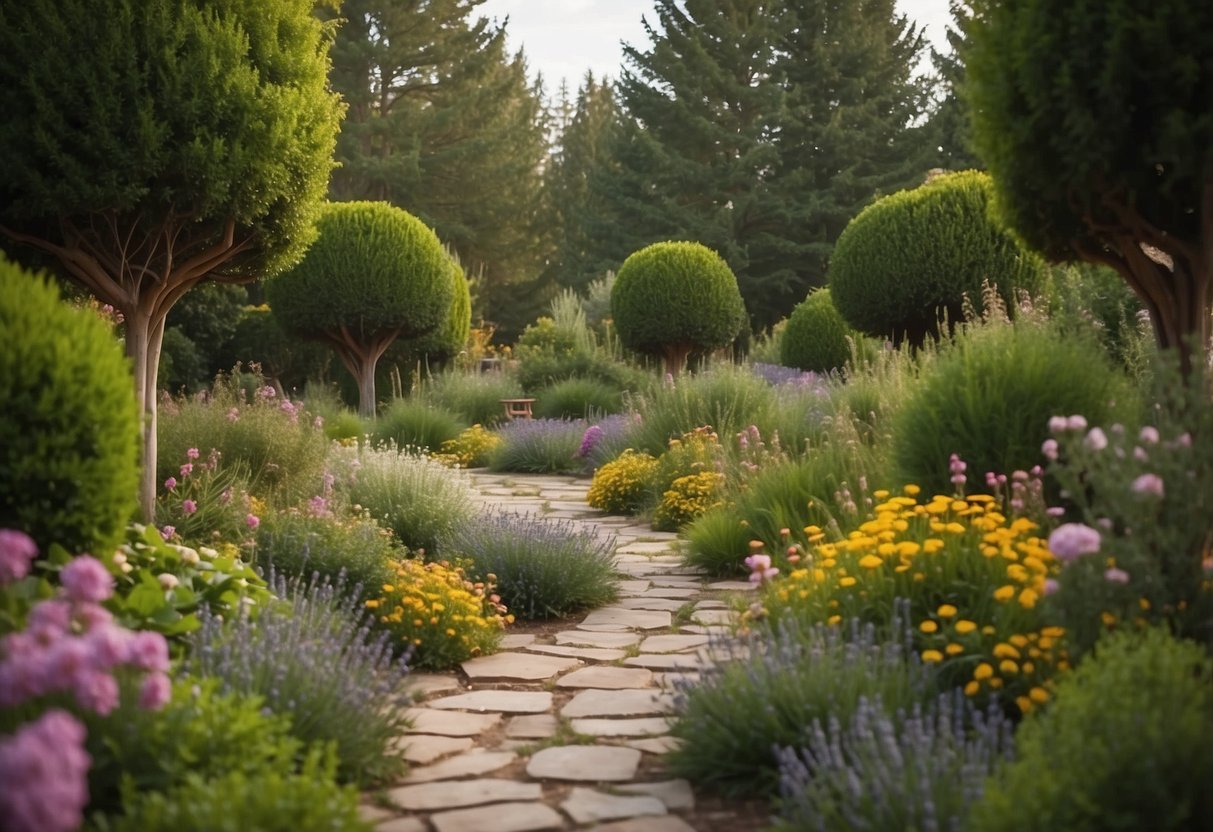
[892,319,1134,495]
[779,288,856,373]
[611,241,746,375]
[0,257,139,555]
[829,170,1049,345]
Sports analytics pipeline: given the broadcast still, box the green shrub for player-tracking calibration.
[652,470,727,531]
[450,512,619,619]
[0,258,139,556]
[487,418,586,475]
[371,398,466,453]
[420,368,524,427]
[533,376,624,419]
[829,170,1049,345]
[332,444,475,555]
[158,373,329,507]
[220,305,335,393]
[97,745,368,832]
[1046,262,1151,375]
[254,508,400,600]
[515,342,647,394]
[780,288,857,373]
[394,255,472,366]
[159,325,208,393]
[972,628,1213,832]
[611,241,746,375]
[587,450,661,515]
[892,317,1134,496]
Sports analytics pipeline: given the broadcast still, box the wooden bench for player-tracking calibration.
[500,398,536,420]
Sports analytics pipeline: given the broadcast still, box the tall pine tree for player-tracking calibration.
[922,1,983,171]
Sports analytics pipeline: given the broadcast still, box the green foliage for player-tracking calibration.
[395,257,472,366]
[155,447,255,549]
[332,444,475,555]
[254,509,400,602]
[158,374,329,507]
[371,398,466,454]
[892,317,1134,496]
[748,318,788,365]
[533,377,624,419]
[586,450,660,515]
[420,368,525,427]
[487,419,587,475]
[0,259,139,555]
[96,744,368,832]
[972,628,1213,832]
[221,305,335,394]
[611,242,746,372]
[1046,262,1151,375]
[159,326,209,394]
[829,170,1049,345]
[780,288,857,373]
[681,506,754,577]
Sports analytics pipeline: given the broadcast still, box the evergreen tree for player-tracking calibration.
[923,2,982,171]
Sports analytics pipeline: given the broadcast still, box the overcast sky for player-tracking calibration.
[476,0,954,92]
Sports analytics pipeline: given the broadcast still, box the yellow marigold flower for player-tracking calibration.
[954,620,977,634]
[921,650,944,663]
[922,539,945,554]
[974,663,994,680]
[859,555,884,570]
[982,625,996,635]
[1006,564,1029,583]
[993,585,1016,602]
[945,643,965,656]
[903,484,921,496]
[1016,696,1033,714]
[1041,626,1065,638]
[936,604,958,618]
[827,614,841,625]
[365,600,381,609]
[1101,611,1118,626]
[413,619,423,627]
[896,541,920,557]
[993,643,1021,660]
[964,680,980,696]
[1018,588,1039,609]
[999,659,1019,675]
[1029,687,1050,704]
[988,678,1004,690]
[1009,634,1029,648]
[920,620,939,634]
[1022,661,1035,674]
[838,576,857,588]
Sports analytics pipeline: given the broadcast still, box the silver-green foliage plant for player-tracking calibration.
[611,241,746,375]
[267,202,454,416]
[0,257,139,556]
[0,0,343,516]
[828,171,1049,346]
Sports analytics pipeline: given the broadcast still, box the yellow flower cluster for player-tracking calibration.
[432,424,502,468]
[587,449,659,514]
[761,485,1067,713]
[653,470,726,531]
[367,558,510,670]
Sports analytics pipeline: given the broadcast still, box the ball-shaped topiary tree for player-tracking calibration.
[779,288,858,373]
[963,0,1213,380]
[610,241,746,375]
[395,255,473,370]
[0,256,140,556]
[828,170,1049,345]
[266,202,454,416]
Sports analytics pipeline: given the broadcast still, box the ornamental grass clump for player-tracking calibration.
[371,398,466,453]
[488,417,587,474]
[366,558,509,670]
[449,511,618,619]
[756,483,1067,714]
[667,607,935,797]
[533,376,625,419]
[186,572,412,786]
[773,690,1015,832]
[331,443,475,555]
[587,449,660,515]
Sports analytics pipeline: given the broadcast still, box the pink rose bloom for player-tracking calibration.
[182,499,198,516]
[83,623,131,670]
[59,555,114,603]
[1131,473,1165,498]
[138,672,172,710]
[26,599,73,635]
[1048,523,1102,563]
[0,529,38,585]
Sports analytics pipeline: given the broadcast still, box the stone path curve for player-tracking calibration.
[358,472,764,832]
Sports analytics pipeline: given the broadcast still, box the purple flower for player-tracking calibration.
[59,556,114,604]
[0,710,91,832]
[72,668,120,714]
[1083,427,1108,451]
[160,525,176,541]
[1048,523,1102,563]
[138,671,172,710]
[27,599,72,635]
[126,631,171,673]
[164,476,177,491]
[577,425,605,459]
[0,529,37,585]
[1041,438,1059,461]
[1042,577,1060,596]
[186,447,200,460]
[246,514,260,530]
[182,499,198,516]
[1104,567,1130,585]
[179,462,193,478]
[1130,473,1165,498]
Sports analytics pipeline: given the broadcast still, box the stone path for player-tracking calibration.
[359,472,767,832]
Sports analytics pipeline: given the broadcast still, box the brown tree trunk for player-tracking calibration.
[662,343,694,377]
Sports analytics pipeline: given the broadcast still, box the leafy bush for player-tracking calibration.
[828,170,1049,345]
[186,573,412,786]
[421,368,524,427]
[611,241,746,374]
[432,424,502,468]
[667,611,935,797]
[774,691,1014,832]
[587,450,660,515]
[488,418,586,474]
[450,511,618,619]
[97,745,368,832]
[154,447,256,549]
[371,398,465,453]
[158,373,329,507]
[254,507,399,600]
[0,258,139,556]
[533,376,624,419]
[653,471,727,531]
[367,558,508,670]
[971,628,1213,832]
[780,288,858,373]
[1046,262,1149,374]
[332,444,475,555]
[893,316,1134,496]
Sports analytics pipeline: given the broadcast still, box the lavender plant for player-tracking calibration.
[575,412,644,471]
[185,572,412,786]
[488,418,587,474]
[667,603,935,797]
[449,511,618,619]
[773,690,1015,832]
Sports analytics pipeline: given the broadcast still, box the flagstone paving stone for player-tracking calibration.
[402,748,517,784]
[579,608,671,630]
[398,734,475,765]
[568,717,672,737]
[638,634,711,653]
[404,708,502,738]
[524,643,627,662]
[612,597,690,612]
[594,815,699,832]
[555,630,641,648]
[526,745,643,782]
[690,609,735,626]
[430,802,564,832]
[460,651,582,682]
[707,580,756,592]
[560,688,676,718]
[504,713,559,739]
[625,736,685,755]
[387,778,541,811]
[557,666,654,690]
[618,779,697,810]
[500,634,538,649]
[560,787,668,824]
[375,817,428,832]
[426,690,553,714]
[623,654,707,671]
[405,674,465,699]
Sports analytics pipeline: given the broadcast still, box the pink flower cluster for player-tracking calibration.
[745,551,780,584]
[0,709,91,832]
